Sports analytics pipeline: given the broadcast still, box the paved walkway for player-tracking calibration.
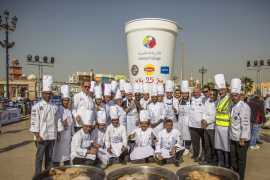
[0,119,269,180]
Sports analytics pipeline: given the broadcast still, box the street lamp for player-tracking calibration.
[246,59,270,95]
[26,54,55,97]
[0,10,18,99]
[199,66,207,88]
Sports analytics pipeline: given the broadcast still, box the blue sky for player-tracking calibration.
[0,0,270,83]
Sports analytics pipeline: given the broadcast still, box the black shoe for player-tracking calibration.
[174,160,180,167]
[256,140,263,144]
[193,157,200,162]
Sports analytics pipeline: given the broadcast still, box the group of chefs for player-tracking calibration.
[30,73,251,180]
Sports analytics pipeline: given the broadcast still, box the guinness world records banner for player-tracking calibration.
[125,18,182,84]
[0,108,21,125]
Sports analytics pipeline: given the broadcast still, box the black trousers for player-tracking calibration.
[73,157,95,166]
[35,140,55,176]
[204,129,217,164]
[189,127,205,159]
[216,150,230,168]
[230,140,249,180]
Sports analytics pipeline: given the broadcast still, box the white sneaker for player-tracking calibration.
[250,145,260,150]
[183,149,190,156]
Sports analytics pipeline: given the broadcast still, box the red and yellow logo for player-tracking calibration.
[144,64,155,76]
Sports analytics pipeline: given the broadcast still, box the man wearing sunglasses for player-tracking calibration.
[72,80,95,132]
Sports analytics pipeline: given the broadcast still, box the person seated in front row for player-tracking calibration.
[155,118,185,166]
[71,110,97,165]
[92,111,110,169]
[129,110,156,163]
[105,106,128,164]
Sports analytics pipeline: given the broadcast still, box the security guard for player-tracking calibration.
[214,74,231,168]
[230,78,251,180]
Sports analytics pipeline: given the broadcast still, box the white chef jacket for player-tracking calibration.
[52,106,75,162]
[189,96,205,128]
[70,128,96,160]
[115,104,127,127]
[105,100,114,125]
[147,102,166,134]
[140,98,150,110]
[202,100,216,130]
[155,129,184,158]
[178,99,191,141]
[130,127,156,160]
[30,100,59,140]
[164,97,177,123]
[105,124,127,157]
[72,91,95,127]
[230,101,251,141]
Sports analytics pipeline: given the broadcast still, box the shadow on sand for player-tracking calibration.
[0,140,34,154]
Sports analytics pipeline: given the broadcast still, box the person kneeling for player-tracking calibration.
[71,110,97,165]
[129,110,156,163]
[155,118,185,167]
[105,106,128,165]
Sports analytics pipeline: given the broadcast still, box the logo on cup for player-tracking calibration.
[131,65,139,76]
[143,35,156,49]
[144,64,155,76]
[160,66,169,74]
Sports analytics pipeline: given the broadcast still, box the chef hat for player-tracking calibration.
[109,105,119,119]
[97,110,107,124]
[157,84,164,95]
[230,78,242,94]
[133,83,142,94]
[94,85,102,99]
[104,84,112,96]
[119,79,126,91]
[143,83,150,94]
[165,80,174,92]
[60,85,70,98]
[90,81,96,92]
[81,109,95,126]
[124,83,133,94]
[110,80,118,93]
[140,110,150,122]
[150,84,158,96]
[114,89,122,100]
[214,74,226,89]
[180,80,189,93]
[42,75,53,92]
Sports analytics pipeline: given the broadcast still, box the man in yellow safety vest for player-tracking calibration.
[214,74,231,168]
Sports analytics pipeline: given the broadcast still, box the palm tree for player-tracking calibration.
[241,76,254,94]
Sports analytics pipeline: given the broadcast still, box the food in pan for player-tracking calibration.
[42,167,90,180]
[117,173,165,180]
[187,170,220,180]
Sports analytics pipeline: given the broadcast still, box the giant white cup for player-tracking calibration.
[125,18,182,84]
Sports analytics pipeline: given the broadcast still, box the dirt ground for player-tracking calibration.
[0,119,270,180]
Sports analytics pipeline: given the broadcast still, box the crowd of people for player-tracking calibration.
[30,74,270,180]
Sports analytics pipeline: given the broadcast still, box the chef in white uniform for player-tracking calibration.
[189,87,205,162]
[104,83,114,125]
[89,80,96,98]
[71,109,97,165]
[164,80,178,128]
[72,80,95,132]
[129,110,156,163]
[264,89,270,128]
[201,89,218,165]
[147,85,166,135]
[92,111,110,168]
[94,85,106,112]
[52,85,74,167]
[155,118,185,166]
[140,83,151,110]
[30,75,59,176]
[133,83,143,113]
[229,78,251,180]
[157,83,165,103]
[119,79,127,102]
[124,83,139,135]
[178,80,192,154]
[114,89,127,128]
[105,106,128,164]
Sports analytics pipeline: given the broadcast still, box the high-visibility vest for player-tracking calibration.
[215,95,231,127]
